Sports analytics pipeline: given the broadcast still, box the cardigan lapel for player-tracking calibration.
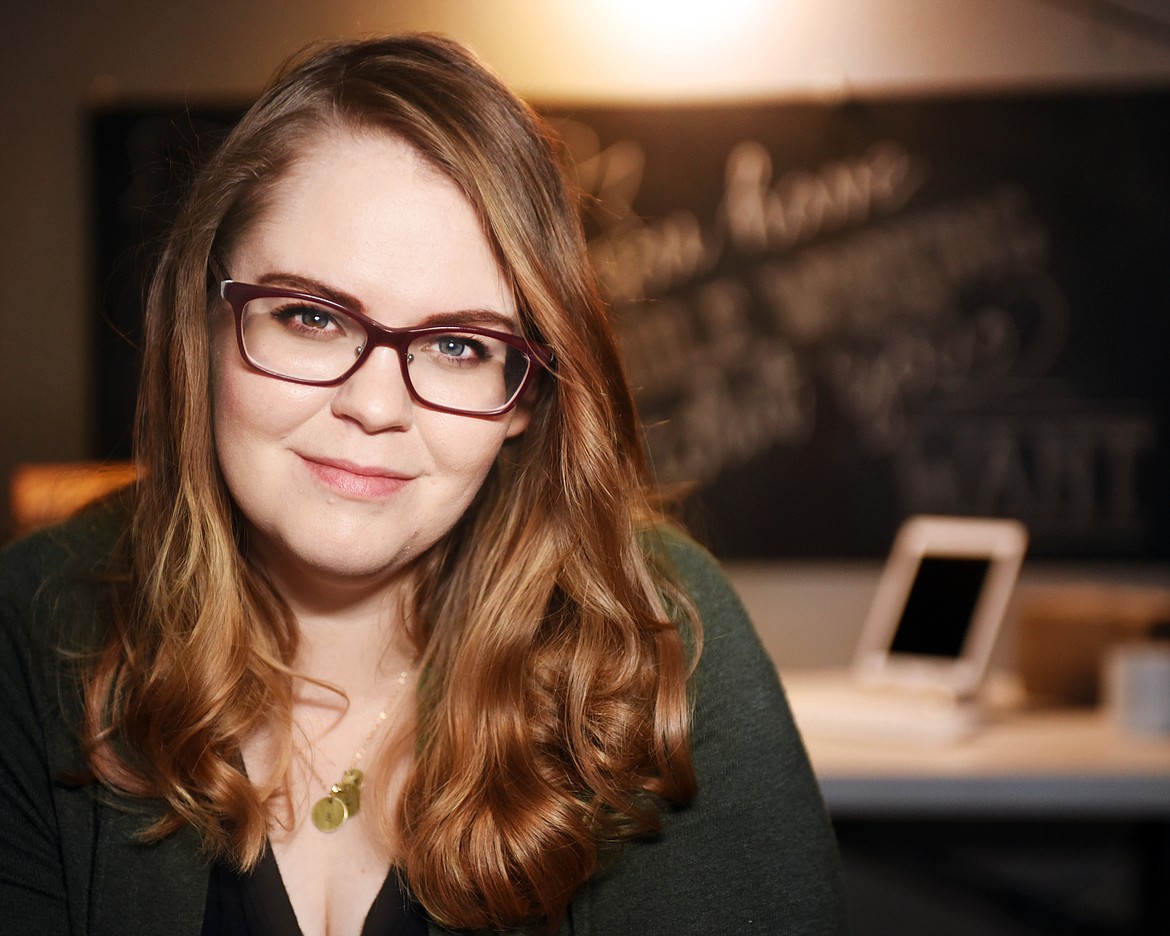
[87,798,208,936]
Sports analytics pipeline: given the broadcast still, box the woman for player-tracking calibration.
[0,34,845,936]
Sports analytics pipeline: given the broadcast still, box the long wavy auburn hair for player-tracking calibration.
[81,33,700,933]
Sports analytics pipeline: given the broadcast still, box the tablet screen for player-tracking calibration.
[888,556,992,658]
[854,515,1027,696]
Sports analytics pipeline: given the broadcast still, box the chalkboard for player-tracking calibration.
[545,91,1170,560]
[90,90,1170,559]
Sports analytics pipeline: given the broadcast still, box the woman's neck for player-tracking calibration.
[247,539,419,697]
[292,602,417,702]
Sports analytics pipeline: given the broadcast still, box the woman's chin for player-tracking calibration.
[248,526,423,595]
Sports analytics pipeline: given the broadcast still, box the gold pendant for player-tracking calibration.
[334,785,359,817]
[335,779,361,817]
[311,793,349,832]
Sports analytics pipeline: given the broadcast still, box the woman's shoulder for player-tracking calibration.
[2,490,128,567]
[586,526,849,932]
[640,523,754,642]
[0,493,129,647]
[640,522,725,588]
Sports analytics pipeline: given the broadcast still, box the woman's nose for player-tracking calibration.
[329,347,415,432]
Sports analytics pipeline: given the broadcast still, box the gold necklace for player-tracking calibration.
[293,666,413,833]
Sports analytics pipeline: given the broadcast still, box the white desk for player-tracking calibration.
[783,671,1170,820]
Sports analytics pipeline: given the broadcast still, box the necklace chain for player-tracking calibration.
[292,665,413,832]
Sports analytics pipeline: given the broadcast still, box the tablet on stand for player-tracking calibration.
[787,515,1029,743]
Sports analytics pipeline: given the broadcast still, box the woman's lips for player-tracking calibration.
[300,456,414,499]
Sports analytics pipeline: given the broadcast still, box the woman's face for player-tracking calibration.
[211,130,530,595]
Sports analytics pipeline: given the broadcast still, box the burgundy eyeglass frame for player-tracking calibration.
[219,279,555,417]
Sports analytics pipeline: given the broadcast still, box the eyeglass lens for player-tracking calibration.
[238,294,532,413]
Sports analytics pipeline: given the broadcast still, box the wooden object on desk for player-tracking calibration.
[9,462,137,537]
[1015,584,1170,706]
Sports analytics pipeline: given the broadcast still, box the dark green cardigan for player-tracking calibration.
[0,504,845,935]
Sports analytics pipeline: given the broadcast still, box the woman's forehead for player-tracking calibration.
[227,131,516,324]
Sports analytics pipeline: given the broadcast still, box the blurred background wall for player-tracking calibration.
[2,0,1170,663]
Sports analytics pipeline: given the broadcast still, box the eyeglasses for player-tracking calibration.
[219,280,554,417]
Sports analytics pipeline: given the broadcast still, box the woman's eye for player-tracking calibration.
[297,310,333,330]
[273,304,340,334]
[435,335,488,361]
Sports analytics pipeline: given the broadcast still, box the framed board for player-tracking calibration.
[545,91,1170,558]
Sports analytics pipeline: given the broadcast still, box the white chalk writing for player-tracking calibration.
[559,122,1152,548]
[896,413,1156,542]
[720,140,924,254]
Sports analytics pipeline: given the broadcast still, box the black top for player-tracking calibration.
[202,848,427,936]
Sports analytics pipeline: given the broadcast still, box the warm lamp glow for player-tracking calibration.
[9,462,137,536]
[594,0,769,46]
[518,0,808,101]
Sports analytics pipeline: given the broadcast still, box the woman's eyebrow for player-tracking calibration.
[415,309,519,333]
[254,271,365,312]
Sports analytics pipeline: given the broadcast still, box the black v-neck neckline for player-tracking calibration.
[203,844,427,936]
